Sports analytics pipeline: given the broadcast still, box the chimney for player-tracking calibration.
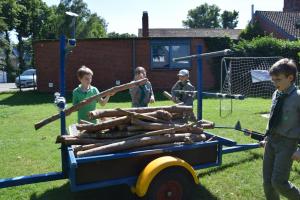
[142,11,149,37]
[251,4,255,24]
[283,0,300,11]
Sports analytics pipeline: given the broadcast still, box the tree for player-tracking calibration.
[183,3,220,28]
[221,10,239,29]
[239,21,266,40]
[183,3,239,29]
[77,13,107,38]
[1,0,20,80]
[43,0,107,39]
[107,32,137,38]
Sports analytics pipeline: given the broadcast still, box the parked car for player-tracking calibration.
[15,69,37,88]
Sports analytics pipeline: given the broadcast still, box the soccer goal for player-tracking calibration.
[219,56,283,117]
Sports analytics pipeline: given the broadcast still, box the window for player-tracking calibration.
[151,39,191,69]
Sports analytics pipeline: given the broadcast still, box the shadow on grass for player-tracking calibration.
[198,151,263,178]
[192,185,219,200]
[30,183,137,200]
[0,91,169,106]
[29,181,218,200]
[0,91,62,106]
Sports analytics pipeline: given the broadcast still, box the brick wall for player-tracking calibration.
[255,15,291,40]
[34,38,216,93]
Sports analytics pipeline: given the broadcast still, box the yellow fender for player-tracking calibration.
[133,156,199,197]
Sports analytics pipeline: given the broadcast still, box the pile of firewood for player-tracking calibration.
[56,105,215,158]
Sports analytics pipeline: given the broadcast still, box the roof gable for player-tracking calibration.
[256,11,300,39]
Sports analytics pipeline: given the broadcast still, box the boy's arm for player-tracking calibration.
[292,149,300,162]
[149,82,155,103]
[260,91,278,148]
[96,87,115,106]
[99,95,110,106]
[72,90,78,105]
[171,82,182,102]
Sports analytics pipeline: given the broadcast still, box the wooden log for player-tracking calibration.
[73,120,202,152]
[76,116,131,132]
[163,91,181,104]
[79,120,94,124]
[130,118,180,131]
[146,110,173,121]
[196,119,215,129]
[78,131,143,139]
[56,135,113,145]
[122,124,203,140]
[75,122,202,152]
[201,123,215,129]
[76,133,206,157]
[34,78,148,130]
[89,105,193,119]
[116,108,168,123]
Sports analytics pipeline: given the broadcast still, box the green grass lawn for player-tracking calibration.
[0,91,299,200]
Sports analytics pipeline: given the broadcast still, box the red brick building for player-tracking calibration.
[34,12,241,92]
[253,0,300,40]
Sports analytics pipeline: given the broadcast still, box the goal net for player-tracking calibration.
[221,57,285,98]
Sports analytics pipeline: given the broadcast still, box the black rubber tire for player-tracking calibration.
[143,167,197,200]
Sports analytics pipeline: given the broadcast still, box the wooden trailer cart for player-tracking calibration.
[0,18,263,199]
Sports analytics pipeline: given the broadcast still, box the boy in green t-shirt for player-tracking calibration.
[72,66,114,123]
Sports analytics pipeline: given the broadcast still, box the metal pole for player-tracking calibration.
[197,45,203,120]
[173,49,232,62]
[2,67,4,83]
[33,73,36,91]
[19,70,21,92]
[59,35,67,175]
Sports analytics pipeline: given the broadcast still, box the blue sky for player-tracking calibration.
[10,0,283,42]
[44,0,284,35]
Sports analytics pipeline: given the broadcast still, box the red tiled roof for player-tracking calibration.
[256,11,300,39]
[138,28,242,39]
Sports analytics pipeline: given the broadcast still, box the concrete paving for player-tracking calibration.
[0,83,35,92]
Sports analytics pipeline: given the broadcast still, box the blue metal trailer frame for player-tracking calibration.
[0,26,260,192]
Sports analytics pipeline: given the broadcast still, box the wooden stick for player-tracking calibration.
[89,105,193,119]
[34,78,148,130]
[76,133,205,157]
[73,122,203,152]
[121,124,203,140]
[163,91,181,103]
[116,108,168,123]
[78,131,143,139]
[56,135,113,145]
[76,116,131,132]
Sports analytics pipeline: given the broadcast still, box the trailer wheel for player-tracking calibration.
[143,167,196,200]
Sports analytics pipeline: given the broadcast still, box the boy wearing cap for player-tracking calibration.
[171,69,195,106]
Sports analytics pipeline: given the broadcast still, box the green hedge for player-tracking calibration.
[203,36,300,90]
[204,37,233,90]
[233,36,300,64]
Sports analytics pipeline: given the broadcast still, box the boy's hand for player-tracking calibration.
[150,96,155,103]
[292,150,300,162]
[108,91,115,96]
[259,138,267,148]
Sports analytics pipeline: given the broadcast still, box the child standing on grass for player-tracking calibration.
[171,69,195,106]
[72,66,114,123]
[262,58,300,200]
[129,66,155,107]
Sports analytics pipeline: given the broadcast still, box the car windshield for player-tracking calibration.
[22,70,35,76]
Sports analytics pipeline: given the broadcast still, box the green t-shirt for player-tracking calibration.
[72,85,99,123]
